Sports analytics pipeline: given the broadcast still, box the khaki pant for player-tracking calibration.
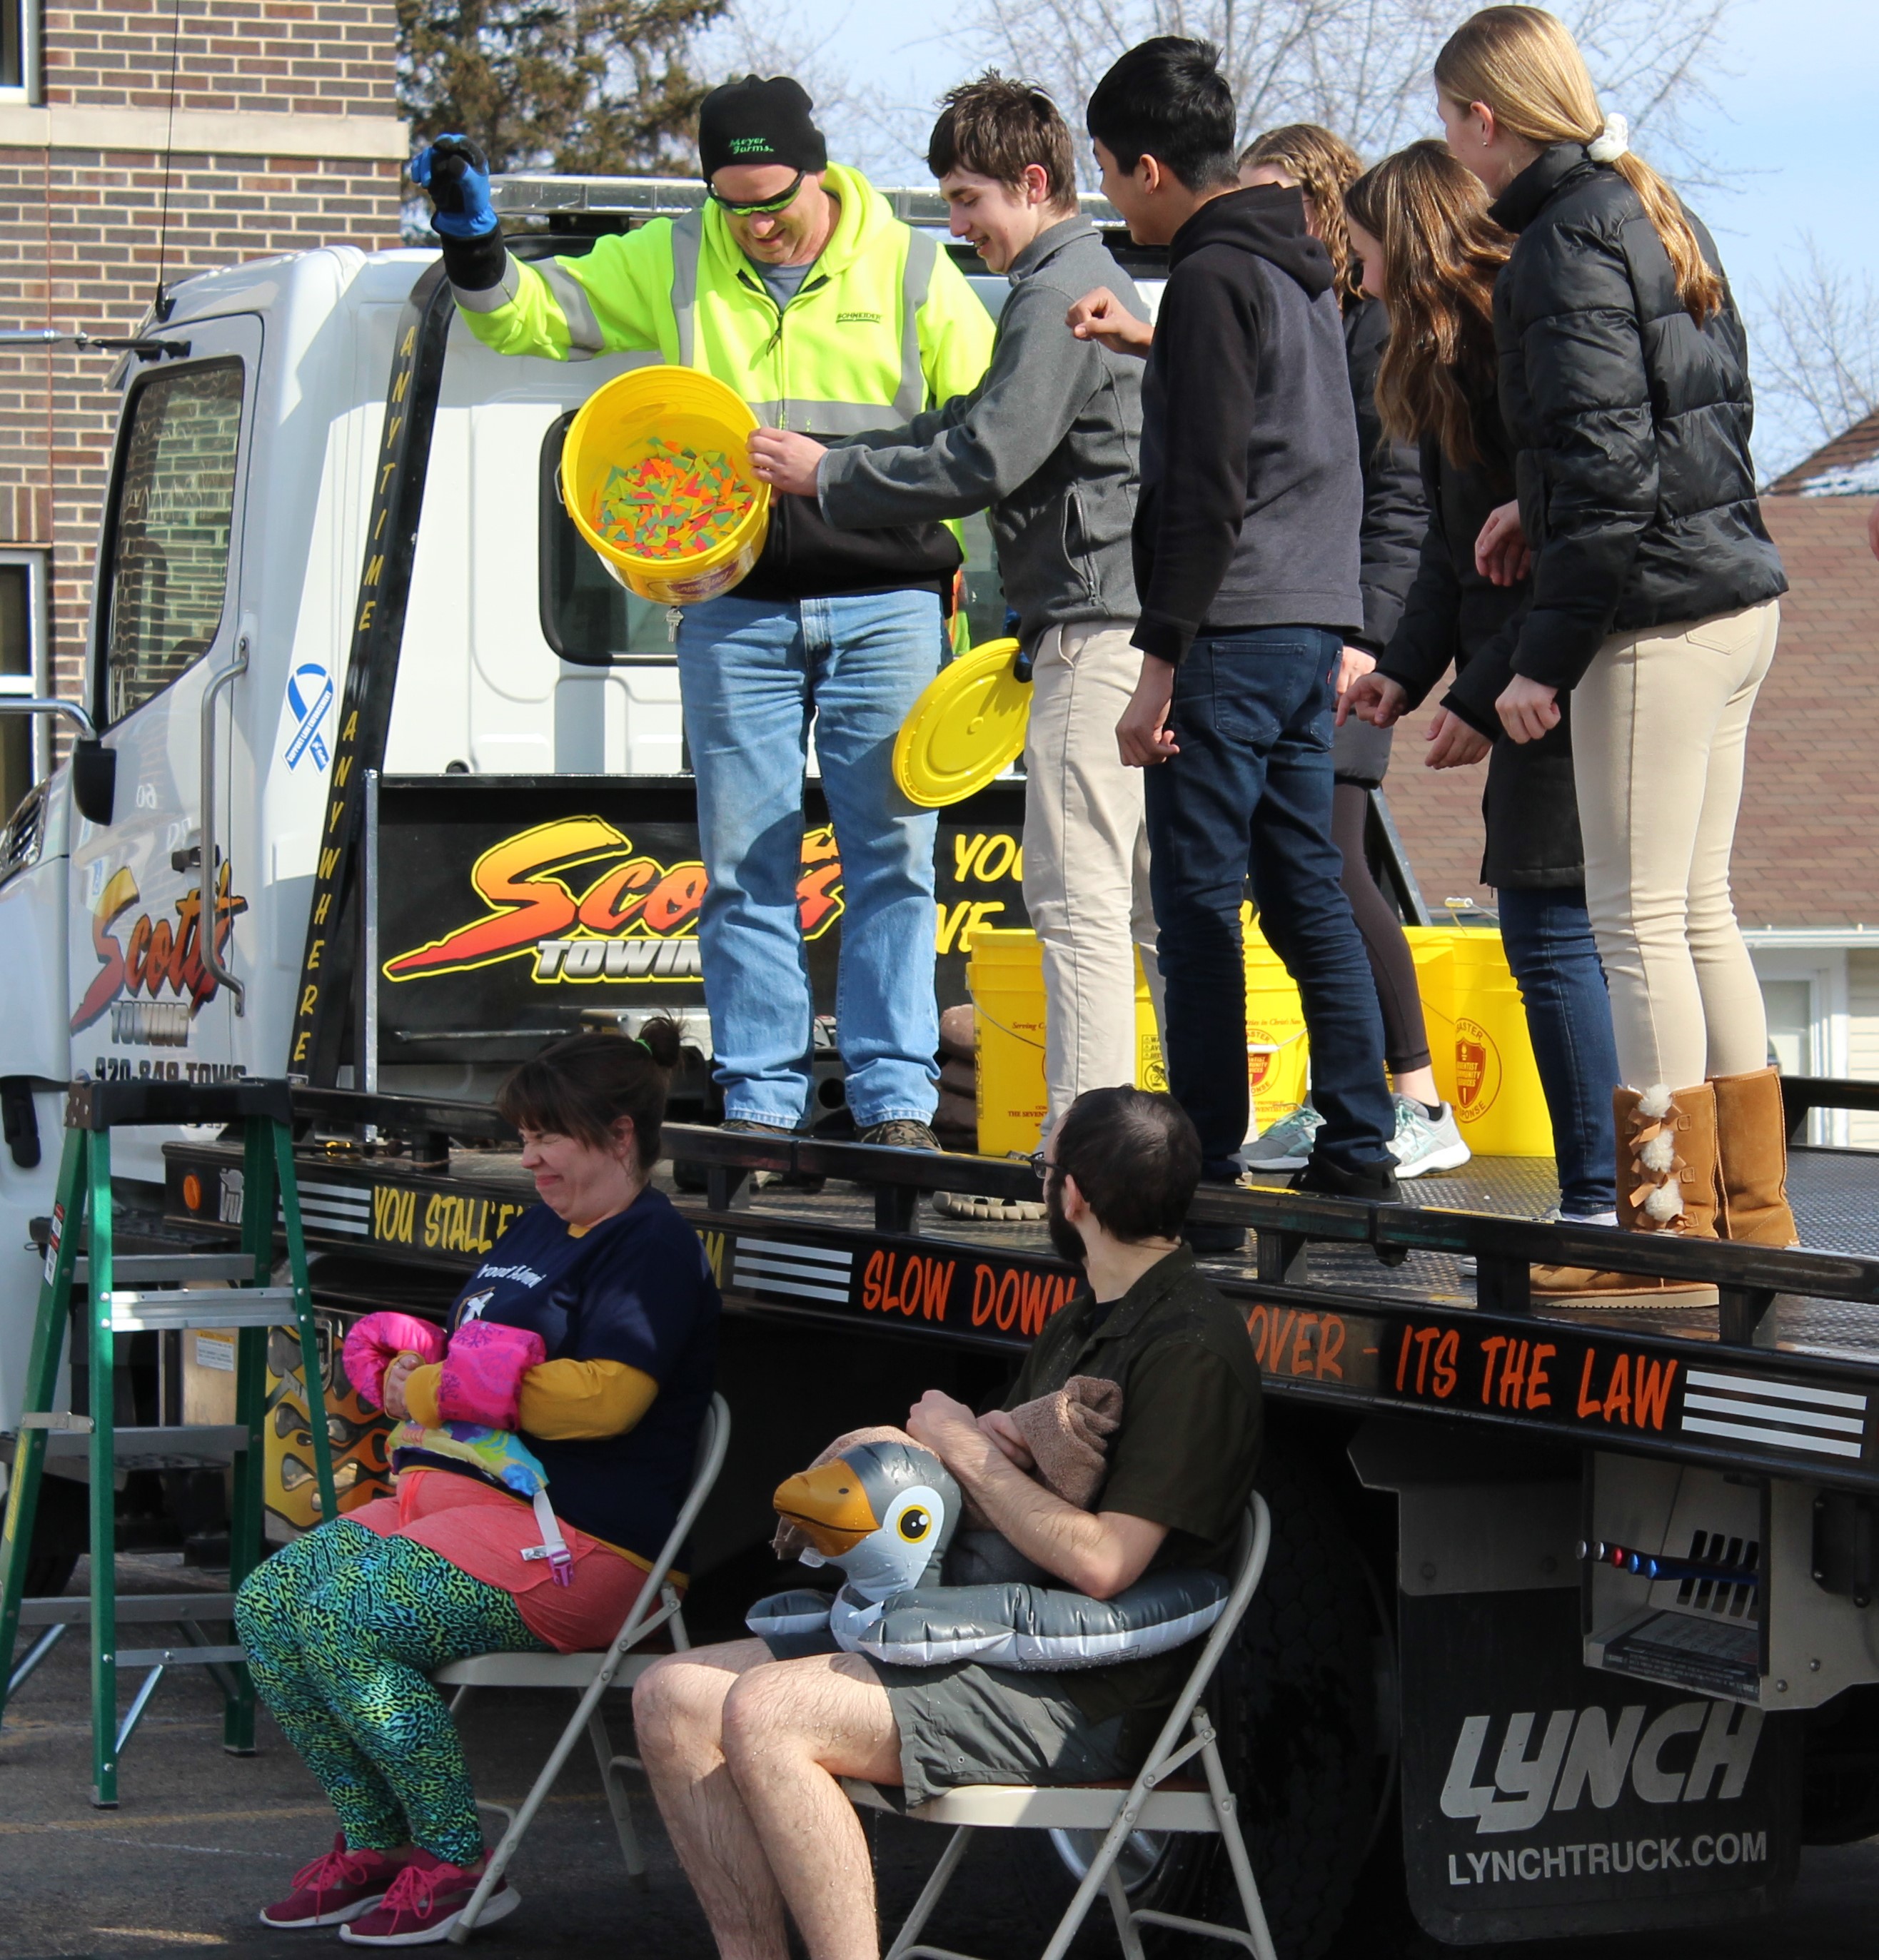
[1022,622,1164,1128]
[1571,600,1780,1090]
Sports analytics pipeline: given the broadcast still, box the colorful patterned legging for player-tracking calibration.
[233,1519,547,1865]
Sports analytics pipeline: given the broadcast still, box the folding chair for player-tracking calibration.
[433,1392,730,1942]
[845,1494,1275,1960]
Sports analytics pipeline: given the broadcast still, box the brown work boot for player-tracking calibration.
[1711,1066,1799,1247]
[1531,1084,1720,1305]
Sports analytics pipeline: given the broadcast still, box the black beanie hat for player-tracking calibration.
[697,74,828,179]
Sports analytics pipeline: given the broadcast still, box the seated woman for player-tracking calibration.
[233,1021,720,1945]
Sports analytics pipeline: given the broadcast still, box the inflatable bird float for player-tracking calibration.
[746,1433,1229,1669]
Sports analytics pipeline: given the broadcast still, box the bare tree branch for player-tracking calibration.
[951,0,1738,182]
[699,1,935,178]
[1749,236,1879,475]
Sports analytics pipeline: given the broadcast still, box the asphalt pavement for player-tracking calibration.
[8,1554,1879,1960]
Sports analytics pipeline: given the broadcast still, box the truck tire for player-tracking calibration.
[23,1472,87,1598]
[1052,1443,1387,1959]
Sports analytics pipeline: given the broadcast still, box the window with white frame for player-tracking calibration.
[0,549,49,820]
[0,0,38,98]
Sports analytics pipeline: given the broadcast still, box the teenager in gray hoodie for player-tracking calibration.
[750,76,1157,1206]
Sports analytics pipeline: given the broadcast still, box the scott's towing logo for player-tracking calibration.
[383,817,845,986]
[73,862,250,1032]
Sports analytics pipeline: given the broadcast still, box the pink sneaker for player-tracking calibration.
[338,1849,518,1946]
[261,1834,402,1928]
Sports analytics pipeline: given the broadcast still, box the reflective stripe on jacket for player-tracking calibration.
[455,164,995,602]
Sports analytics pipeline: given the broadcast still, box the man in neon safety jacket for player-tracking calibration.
[411,76,994,1158]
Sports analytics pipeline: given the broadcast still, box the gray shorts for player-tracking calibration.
[860,1657,1138,1808]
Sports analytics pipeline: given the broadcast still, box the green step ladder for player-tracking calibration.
[0,1077,338,1806]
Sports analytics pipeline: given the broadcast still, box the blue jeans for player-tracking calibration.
[676,590,943,1128]
[1496,886,1621,1216]
[1144,628,1395,1181]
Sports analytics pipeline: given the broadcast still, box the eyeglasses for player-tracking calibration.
[707,171,806,218]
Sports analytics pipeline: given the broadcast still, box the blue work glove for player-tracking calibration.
[410,135,497,239]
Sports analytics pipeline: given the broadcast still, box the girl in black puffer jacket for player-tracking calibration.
[1339,141,1623,1239]
[1432,5,1795,1283]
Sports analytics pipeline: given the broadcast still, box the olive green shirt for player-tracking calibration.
[1002,1247,1264,1735]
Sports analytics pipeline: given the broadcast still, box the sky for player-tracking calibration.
[709,0,1878,477]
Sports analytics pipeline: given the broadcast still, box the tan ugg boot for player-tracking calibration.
[1615,1082,1721,1238]
[1711,1065,1798,1246]
[1532,1084,1720,1305]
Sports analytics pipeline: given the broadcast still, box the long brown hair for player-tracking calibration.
[1433,6,1723,325]
[1345,142,1511,468]
[1239,123,1364,308]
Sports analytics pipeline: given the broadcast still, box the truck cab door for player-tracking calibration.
[68,319,261,1128]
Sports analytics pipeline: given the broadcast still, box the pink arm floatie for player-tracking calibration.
[434,1320,548,1430]
[343,1310,445,1410]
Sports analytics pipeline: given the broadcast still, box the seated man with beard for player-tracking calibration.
[632,1086,1263,1960]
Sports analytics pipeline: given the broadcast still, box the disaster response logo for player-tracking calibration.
[73,862,249,1033]
[383,816,844,986]
[1439,1699,1766,1886]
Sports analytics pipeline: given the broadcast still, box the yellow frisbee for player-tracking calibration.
[893,637,1030,808]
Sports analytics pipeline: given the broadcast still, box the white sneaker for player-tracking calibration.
[1389,1096,1471,1177]
[1239,1106,1323,1172]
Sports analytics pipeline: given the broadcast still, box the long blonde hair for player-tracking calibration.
[1239,123,1364,309]
[1433,6,1722,325]
[1346,143,1512,469]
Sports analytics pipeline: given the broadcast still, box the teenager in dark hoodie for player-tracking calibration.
[1071,36,1401,1239]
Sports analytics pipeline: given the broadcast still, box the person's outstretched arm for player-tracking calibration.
[907,1389,1166,1598]
[411,135,666,360]
[814,281,1127,524]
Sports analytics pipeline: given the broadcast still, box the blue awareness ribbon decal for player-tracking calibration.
[285,662,333,771]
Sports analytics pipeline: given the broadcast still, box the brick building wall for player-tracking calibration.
[0,0,406,744]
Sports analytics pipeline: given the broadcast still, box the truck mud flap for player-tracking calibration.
[1399,1587,1799,1943]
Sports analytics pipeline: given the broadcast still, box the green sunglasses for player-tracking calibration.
[707,171,807,217]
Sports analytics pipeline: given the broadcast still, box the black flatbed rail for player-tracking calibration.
[151,1083,1879,1501]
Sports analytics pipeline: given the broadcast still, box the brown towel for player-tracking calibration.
[1006,1375,1122,1511]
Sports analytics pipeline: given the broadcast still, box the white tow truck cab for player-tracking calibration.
[0,184,1082,1423]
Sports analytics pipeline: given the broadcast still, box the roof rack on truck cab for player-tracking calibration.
[487,174,1125,228]
[483,174,1166,275]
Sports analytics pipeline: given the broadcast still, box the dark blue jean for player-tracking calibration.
[1496,886,1621,1216]
[1144,628,1395,1181]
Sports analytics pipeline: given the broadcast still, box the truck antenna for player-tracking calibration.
[152,0,184,307]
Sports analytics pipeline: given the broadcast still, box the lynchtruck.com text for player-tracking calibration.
[1447,1833,1768,1886]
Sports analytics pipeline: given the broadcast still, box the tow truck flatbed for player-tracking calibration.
[160,1091,1879,1501]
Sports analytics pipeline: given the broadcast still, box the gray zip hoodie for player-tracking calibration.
[814,216,1145,642]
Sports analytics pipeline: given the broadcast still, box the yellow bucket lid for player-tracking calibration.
[893,637,1029,808]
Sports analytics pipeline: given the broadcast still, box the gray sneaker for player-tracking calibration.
[1389,1096,1471,1178]
[1239,1106,1323,1172]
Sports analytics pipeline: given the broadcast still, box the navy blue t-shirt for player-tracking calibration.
[442,1188,720,1562]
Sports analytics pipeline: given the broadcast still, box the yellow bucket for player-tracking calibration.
[1244,924,1310,1133]
[967,926,1303,1156]
[560,366,771,605]
[967,931,1166,1157]
[1402,926,1460,1108]
[1445,929,1552,1156]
